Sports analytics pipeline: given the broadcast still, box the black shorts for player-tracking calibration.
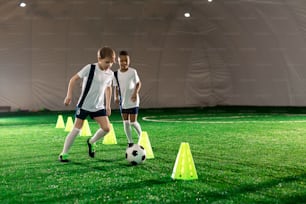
[75,108,107,120]
[121,107,139,114]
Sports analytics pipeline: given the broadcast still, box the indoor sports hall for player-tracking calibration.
[0,1,305,203]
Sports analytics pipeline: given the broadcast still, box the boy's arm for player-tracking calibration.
[64,74,80,106]
[105,85,112,116]
[114,86,120,105]
[131,81,141,102]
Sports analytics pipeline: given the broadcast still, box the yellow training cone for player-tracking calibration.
[80,119,92,136]
[138,131,154,159]
[171,142,198,180]
[64,116,74,132]
[55,115,65,128]
[103,124,117,144]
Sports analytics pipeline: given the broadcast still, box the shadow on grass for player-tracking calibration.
[68,158,125,172]
[200,173,306,203]
[30,168,306,203]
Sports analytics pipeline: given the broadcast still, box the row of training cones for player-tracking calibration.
[56,115,92,136]
[56,115,106,137]
[55,115,154,159]
[56,115,197,180]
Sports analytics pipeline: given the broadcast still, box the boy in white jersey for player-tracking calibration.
[59,47,116,162]
[113,50,142,146]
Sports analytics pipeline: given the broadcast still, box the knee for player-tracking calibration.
[102,126,110,133]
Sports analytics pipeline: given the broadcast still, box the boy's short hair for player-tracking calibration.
[98,47,116,62]
[119,50,129,56]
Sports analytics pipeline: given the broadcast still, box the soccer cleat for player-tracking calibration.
[59,153,69,162]
[87,138,96,158]
[128,143,134,147]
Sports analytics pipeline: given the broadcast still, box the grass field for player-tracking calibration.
[0,107,305,203]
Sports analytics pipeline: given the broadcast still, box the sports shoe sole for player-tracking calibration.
[59,155,69,162]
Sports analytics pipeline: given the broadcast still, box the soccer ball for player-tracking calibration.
[125,144,146,165]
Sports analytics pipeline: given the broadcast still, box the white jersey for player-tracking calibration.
[77,63,113,111]
[113,67,140,109]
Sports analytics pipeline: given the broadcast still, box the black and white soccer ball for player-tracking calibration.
[125,144,146,165]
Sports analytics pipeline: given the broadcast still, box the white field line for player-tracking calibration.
[142,115,306,124]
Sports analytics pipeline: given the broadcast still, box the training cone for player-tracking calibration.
[138,131,154,159]
[80,120,92,136]
[55,115,65,128]
[103,124,117,144]
[64,116,74,132]
[171,142,198,180]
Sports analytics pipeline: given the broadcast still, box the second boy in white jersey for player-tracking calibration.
[113,51,142,146]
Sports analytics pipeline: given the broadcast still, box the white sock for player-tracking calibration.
[89,128,108,144]
[131,121,142,138]
[62,128,81,154]
[123,120,133,143]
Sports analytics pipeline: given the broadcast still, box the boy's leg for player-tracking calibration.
[89,109,111,143]
[90,116,110,143]
[59,118,84,161]
[123,120,133,144]
[87,115,110,158]
[130,114,142,142]
[62,128,81,154]
[122,113,134,145]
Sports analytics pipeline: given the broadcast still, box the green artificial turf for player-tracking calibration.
[0,108,305,203]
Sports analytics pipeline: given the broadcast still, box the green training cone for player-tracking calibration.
[55,115,65,128]
[80,119,92,136]
[171,142,198,180]
[64,116,74,132]
[103,124,117,144]
[138,131,154,159]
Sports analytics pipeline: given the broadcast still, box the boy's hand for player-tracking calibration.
[106,107,111,116]
[64,96,72,106]
[131,94,137,102]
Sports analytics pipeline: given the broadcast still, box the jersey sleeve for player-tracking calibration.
[77,64,91,78]
[106,70,114,87]
[134,69,140,83]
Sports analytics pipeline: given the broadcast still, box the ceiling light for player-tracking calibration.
[184,12,191,18]
[19,2,26,7]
